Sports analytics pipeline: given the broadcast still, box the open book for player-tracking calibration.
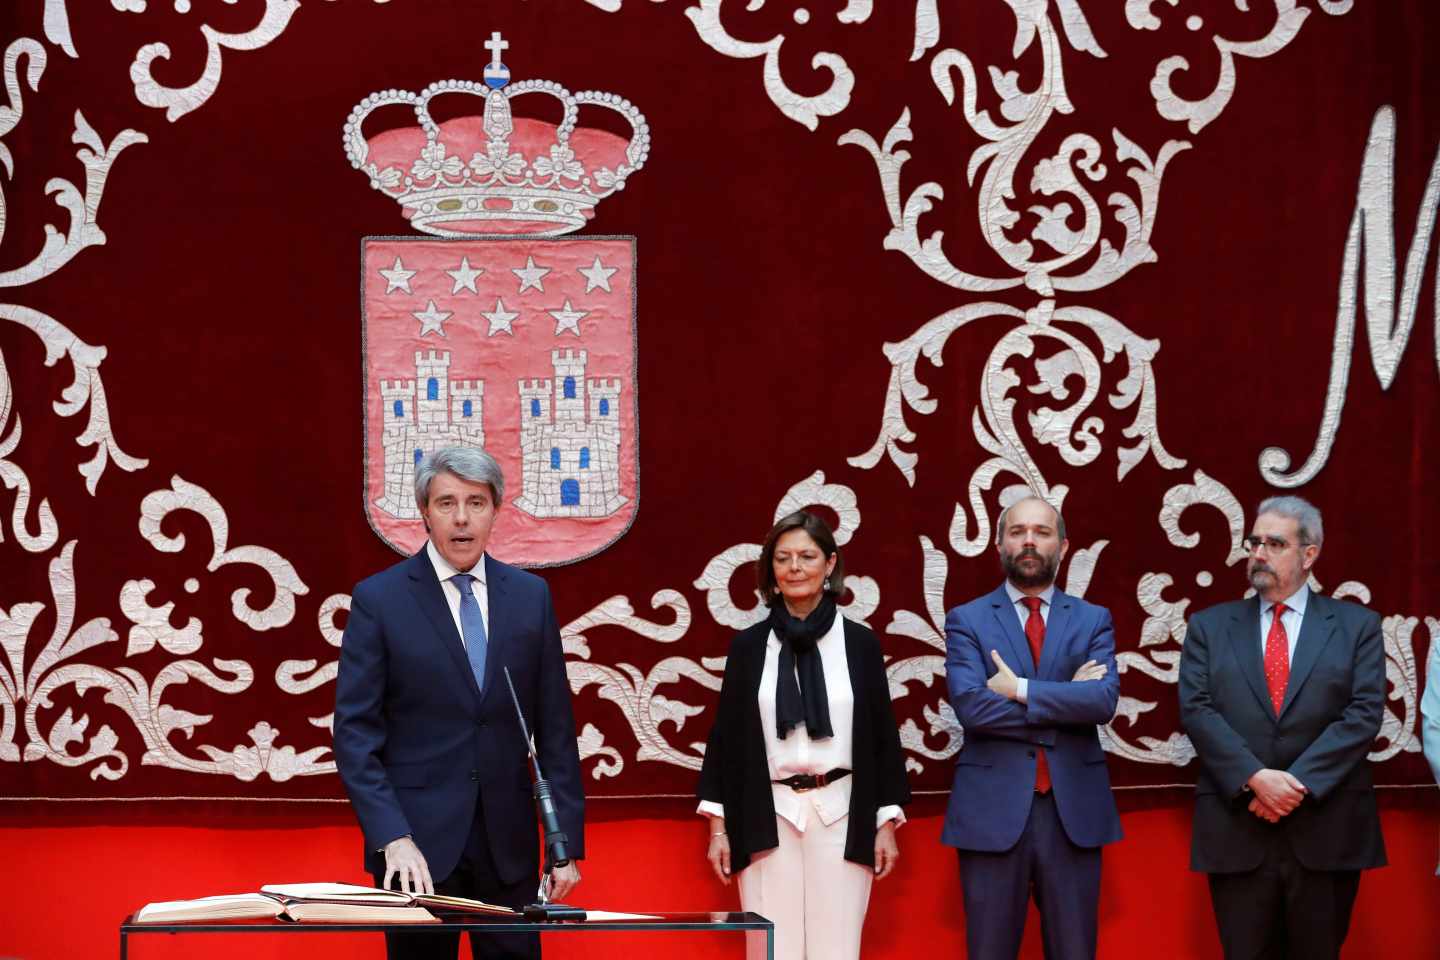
[134,883,656,925]
[261,882,519,915]
[133,882,510,924]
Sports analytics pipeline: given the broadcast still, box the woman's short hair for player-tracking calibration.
[414,446,506,509]
[756,510,846,606]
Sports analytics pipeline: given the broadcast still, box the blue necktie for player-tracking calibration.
[452,573,488,693]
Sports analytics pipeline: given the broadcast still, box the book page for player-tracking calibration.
[260,882,410,904]
[413,893,519,915]
[282,902,439,924]
[135,893,284,924]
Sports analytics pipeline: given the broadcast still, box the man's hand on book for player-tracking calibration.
[384,836,434,895]
[549,861,581,902]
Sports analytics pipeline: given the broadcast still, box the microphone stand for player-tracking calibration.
[504,667,585,921]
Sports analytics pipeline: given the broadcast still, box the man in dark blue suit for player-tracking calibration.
[1180,496,1384,959]
[943,495,1121,960]
[335,446,584,959]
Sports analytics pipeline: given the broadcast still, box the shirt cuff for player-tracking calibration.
[696,799,725,819]
[876,805,905,829]
[1016,677,1029,703]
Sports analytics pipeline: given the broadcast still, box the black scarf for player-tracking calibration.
[770,593,837,740]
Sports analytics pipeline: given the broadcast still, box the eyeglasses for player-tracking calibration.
[1242,535,1308,553]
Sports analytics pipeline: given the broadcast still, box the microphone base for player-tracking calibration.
[522,902,586,922]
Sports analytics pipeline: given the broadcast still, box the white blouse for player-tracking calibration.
[699,614,904,832]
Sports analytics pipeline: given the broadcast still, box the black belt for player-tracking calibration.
[773,768,851,792]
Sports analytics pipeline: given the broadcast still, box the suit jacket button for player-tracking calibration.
[1026,750,1036,759]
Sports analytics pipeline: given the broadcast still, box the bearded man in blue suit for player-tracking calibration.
[943,495,1122,960]
[335,446,584,959]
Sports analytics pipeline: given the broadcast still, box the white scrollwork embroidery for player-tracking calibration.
[0,347,59,553]
[0,111,148,288]
[842,4,1181,299]
[1,541,282,781]
[139,476,311,630]
[130,0,301,122]
[683,0,856,132]
[1,40,48,215]
[850,302,1183,548]
[563,590,691,661]
[0,305,151,498]
[275,593,350,732]
[772,470,861,545]
[119,580,204,657]
[195,720,333,782]
[1146,0,1316,134]
[1369,615,1428,763]
[559,591,697,776]
[43,2,79,58]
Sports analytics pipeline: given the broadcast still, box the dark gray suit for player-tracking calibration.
[1179,590,1386,958]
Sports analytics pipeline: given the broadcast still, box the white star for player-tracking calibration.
[512,255,551,294]
[548,299,588,336]
[413,299,453,337]
[482,297,520,337]
[577,255,618,294]
[379,256,417,295]
[446,256,485,294]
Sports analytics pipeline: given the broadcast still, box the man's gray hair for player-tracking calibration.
[994,495,1067,544]
[414,446,505,509]
[1256,495,1323,547]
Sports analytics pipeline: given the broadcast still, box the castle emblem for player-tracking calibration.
[353,33,643,566]
[373,350,486,520]
[515,349,627,518]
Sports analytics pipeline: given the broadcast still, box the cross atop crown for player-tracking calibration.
[483,31,511,89]
[485,31,508,67]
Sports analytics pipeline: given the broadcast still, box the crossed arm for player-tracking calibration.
[944,607,1119,742]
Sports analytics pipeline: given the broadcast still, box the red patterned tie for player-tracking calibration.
[1021,597,1052,794]
[1264,602,1290,715]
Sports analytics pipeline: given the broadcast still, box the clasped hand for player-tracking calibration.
[987,651,1108,700]
[1246,768,1307,823]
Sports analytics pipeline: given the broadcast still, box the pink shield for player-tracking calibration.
[362,236,638,566]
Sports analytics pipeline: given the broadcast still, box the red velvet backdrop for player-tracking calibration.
[1,0,1438,954]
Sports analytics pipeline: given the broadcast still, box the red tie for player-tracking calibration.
[1264,602,1290,716]
[1021,597,1052,794]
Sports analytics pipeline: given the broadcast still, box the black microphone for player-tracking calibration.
[503,667,585,921]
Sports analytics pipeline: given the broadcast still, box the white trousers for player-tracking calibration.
[737,810,874,960]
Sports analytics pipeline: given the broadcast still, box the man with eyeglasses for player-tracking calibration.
[335,446,584,959]
[1179,495,1385,960]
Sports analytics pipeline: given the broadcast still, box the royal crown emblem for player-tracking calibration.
[343,32,650,237]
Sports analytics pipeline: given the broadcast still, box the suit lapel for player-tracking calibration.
[1038,590,1075,679]
[988,586,1037,675]
[479,553,508,707]
[406,550,482,707]
[1229,598,1274,719]
[1280,591,1337,719]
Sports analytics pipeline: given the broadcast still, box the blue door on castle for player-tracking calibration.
[560,479,580,506]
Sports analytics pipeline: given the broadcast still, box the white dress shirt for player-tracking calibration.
[425,540,490,646]
[699,614,904,831]
[1259,584,1308,660]
[1004,580,1056,703]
